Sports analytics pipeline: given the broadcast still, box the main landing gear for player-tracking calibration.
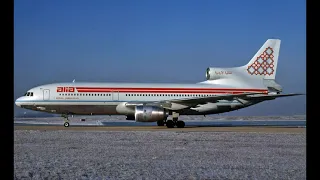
[166,118,185,128]
[157,112,185,128]
[62,114,70,127]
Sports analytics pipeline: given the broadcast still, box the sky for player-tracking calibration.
[14,0,306,116]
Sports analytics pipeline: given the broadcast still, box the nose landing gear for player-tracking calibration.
[62,114,70,127]
[63,121,70,127]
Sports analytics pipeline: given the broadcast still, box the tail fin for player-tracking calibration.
[200,39,282,91]
[243,39,281,80]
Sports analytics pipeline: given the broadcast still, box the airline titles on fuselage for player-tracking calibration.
[57,87,75,92]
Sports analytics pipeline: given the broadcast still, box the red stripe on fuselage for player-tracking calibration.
[75,87,267,93]
[76,90,264,94]
[75,87,266,91]
[74,88,267,94]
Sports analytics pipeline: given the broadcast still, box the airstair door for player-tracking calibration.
[43,89,50,100]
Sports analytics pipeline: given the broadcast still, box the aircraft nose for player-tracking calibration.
[15,98,21,107]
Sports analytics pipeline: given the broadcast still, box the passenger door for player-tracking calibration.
[112,91,119,101]
[43,89,50,100]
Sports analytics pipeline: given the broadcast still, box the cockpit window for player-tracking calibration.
[24,92,34,96]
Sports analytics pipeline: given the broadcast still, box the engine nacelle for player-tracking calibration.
[206,67,233,80]
[134,106,168,122]
[116,102,135,115]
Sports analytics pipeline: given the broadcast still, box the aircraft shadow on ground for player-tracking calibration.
[100,121,305,128]
[14,120,306,128]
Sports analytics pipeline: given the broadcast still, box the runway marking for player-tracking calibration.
[14,126,306,133]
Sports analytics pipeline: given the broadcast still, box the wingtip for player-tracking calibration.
[285,93,305,96]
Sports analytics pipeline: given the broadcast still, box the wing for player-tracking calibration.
[169,92,263,105]
[124,92,264,110]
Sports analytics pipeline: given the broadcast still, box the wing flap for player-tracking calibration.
[243,93,305,101]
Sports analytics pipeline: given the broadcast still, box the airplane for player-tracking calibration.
[15,39,303,128]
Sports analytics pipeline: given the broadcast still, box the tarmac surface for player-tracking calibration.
[15,125,305,133]
[14,118,306,179]
[14,119,306,133]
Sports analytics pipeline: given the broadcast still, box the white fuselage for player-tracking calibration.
[15,82,267,116]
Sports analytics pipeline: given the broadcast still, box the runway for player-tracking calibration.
[14,119,306,133]
[14,125,305,133]
[14,124,306,179]
[14,118,306,179]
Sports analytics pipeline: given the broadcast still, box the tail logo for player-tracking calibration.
[247,47,274,76]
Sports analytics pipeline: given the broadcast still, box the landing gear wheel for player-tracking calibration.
[64,122,70,127]
[166,120,175,128]
[176,121,185,128]
[157,120,165,126]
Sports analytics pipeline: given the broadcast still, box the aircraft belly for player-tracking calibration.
[28,105,119,115]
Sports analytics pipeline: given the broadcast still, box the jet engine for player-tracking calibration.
[206,67,233,80]
[134,106,169,122]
